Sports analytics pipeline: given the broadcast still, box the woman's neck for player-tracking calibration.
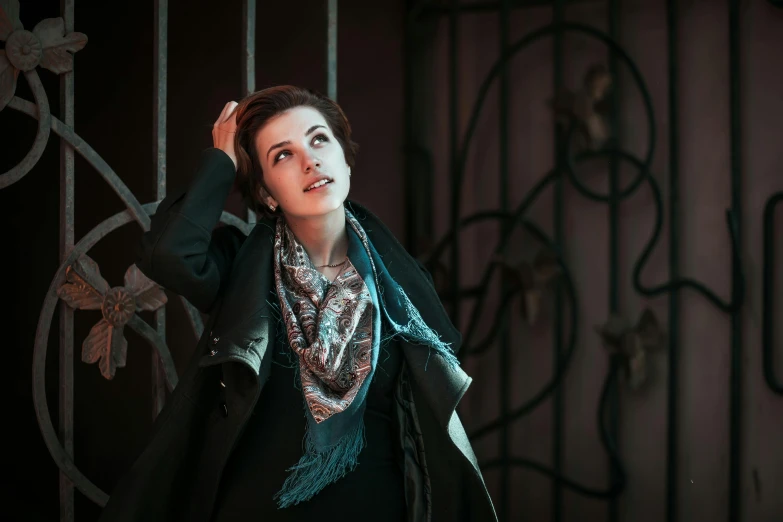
[284,205,348,267]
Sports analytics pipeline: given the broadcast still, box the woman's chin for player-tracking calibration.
[287,198,346,219]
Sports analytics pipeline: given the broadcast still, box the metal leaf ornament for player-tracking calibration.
[56,255,167,380]
[496,248,561,325]
[549,63,613,149]
[0,0,87,110]
[595,308,664,391]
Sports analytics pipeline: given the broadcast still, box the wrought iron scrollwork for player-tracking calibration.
[762,192,783,395]
[409,14,751,514]
[0,0,86,188]
[0,0,255,508]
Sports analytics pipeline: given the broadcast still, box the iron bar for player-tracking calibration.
[498,0,510,518]
[666,0,681,519]
[552,2,566,521]
[327,0,338,101]
[607,2,621,522]
[449,0,460,326]
[243,0,257,224]
[242,0,256,98]
[728,0,743,518]
[405,2,429,252]
[152,0,168,420]
[58,0,76,520]
[404,1,415,252]
[762,192,783,395]
[153,0,167,202]
[153,306,166,418]
[404,1,437,254]
[761,192,783,395]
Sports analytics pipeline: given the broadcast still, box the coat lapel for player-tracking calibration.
[345,204,482,467]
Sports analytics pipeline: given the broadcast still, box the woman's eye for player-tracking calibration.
[274,150,290,163]
[313,134,329,145]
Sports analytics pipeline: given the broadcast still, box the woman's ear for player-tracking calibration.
[256,185,278,210]
[265,195,279,210]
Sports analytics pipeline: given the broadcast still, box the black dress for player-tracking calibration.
[210,321,406,521]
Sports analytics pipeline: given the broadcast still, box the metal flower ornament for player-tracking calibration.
[0,0,87,110]
[494,248,561,325]
[56,256,168,380]
[549,63,613,150]
[595,308,665,391]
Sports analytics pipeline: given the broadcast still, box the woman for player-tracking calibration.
[99,86,496,522]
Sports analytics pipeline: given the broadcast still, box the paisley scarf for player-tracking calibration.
[272,208,459,508]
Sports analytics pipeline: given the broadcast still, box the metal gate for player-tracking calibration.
[2,0,781,521]
[0,0,339,519]
[404,1,782,521]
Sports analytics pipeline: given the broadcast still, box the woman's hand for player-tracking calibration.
[212,101,239,170]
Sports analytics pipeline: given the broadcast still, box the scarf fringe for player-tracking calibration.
[274,419,367,508]
[393,288,461,370]
[346,208,460,371]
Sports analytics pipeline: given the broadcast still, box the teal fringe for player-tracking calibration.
[274,418,367,508]
[344,207,460,371]
[396,288,461,371]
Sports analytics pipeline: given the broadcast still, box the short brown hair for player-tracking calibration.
[233,85,359,219]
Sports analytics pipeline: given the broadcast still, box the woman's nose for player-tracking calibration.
[302,151,321,171]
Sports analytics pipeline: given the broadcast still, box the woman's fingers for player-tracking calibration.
[212,101,240,169]
[214,101,237,126]
[221,101,239,124]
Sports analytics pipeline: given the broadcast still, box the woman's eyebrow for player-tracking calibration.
[266,125,328,160]
[305,124,326,136]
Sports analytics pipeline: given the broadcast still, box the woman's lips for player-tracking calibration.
[305,181,333,193]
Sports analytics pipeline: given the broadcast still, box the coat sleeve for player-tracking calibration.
[135,148,247,315]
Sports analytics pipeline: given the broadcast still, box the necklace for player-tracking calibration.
[315,257,347,269]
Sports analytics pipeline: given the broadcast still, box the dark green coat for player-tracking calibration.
[98,148,497,522]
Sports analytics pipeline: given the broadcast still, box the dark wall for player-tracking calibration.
[1,1,404,520]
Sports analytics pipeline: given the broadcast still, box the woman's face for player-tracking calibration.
[254,106,351,219]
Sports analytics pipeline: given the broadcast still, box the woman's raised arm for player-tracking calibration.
[135,102,246,314]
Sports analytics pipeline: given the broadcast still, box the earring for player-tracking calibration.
[268,204,276,212]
